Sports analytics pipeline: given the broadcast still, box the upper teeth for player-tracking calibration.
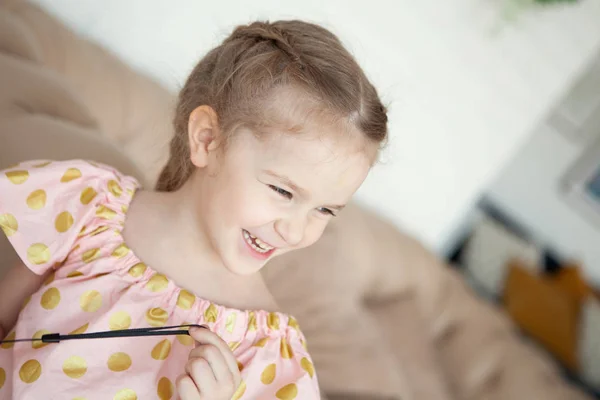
[243,230,274,253]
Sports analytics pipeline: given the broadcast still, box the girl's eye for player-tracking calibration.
[317,207,336,217]
[269,185,292,200]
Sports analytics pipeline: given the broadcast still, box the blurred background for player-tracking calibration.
[6,0,600,398]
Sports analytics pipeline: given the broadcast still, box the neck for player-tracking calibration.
[122,185,278,312]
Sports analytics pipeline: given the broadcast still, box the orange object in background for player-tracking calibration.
[503,260,583,372]
[552,263,593,304]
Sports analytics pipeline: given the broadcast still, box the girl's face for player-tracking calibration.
[189,111,374,276]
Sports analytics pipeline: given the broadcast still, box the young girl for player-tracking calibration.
[0,20,387,399]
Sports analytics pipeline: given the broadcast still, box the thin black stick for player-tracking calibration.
[0,324,207,345]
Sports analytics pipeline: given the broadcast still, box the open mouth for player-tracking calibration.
[242,229,275,254]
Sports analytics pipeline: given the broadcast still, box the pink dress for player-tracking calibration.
[0,160,320,400]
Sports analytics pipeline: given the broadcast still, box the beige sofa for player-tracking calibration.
[0,1,593,399]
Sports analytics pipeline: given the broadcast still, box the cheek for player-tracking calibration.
[296,219,328,249]
[215,183,278,227]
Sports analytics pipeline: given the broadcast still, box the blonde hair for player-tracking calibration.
[156,20,388,192]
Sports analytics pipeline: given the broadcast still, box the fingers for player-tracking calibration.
[188,327,241,386]
[176,375,202,400]
[185,355,219,395]
[188,344,234,386]
[179,327,242,399]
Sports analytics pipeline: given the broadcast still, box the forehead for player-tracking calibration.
[253,85,378,166]
[236,126,373,197]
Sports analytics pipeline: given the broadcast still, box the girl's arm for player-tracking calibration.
[0,261,47,338]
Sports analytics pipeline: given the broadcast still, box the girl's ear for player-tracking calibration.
[188,105,220,168]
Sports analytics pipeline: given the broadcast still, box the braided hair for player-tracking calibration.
[156,20,387,192]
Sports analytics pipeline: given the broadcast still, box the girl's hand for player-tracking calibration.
[177,327,242,400]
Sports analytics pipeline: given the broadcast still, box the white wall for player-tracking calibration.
[32,0,600,255]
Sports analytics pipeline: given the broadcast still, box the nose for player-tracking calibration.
[274,214,307,247]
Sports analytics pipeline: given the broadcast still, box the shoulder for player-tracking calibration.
[0,159,141,273]
[1,159,141,208]
[1,159,140,188]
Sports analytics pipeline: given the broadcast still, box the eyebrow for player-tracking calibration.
[264,170,346,211]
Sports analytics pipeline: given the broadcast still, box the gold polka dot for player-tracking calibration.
[27,243,50,265]
[19,359,42,383]
[82,248,100,263]
[33,161,52,168]
[276,383,298,399]
[254,337,268,348]
[108,352,132,372]
[80,187,98,205]
[226,313,237,333]
[121,205,128,213]
[26,189,47,210]
[232,381,246,400]
[55,211,74,233]
[126,188,134,196]
[146,274,168,292]
[1,331,15,349]
[40,287,61,310]
[268,313,280,330]
[113,388,137,400]
[228,341,241,352]
[108,180,123,197]
[109,311,131,330]
[32,330,51,349]
[204,303,218,323]
[157,377,173,400]
[261,363,277,385]
[301,338,307,351]
[63,356,87,379]
[177,323,194,346]
[69,323,89,335]
[96,205,117,219]
[61,168,82,183]
[176,290,195,309]
[89,226,109,237]
[151,339,172,360]
[128,263,146,277]
[111,244,129,259]
[288,317,300,332]
[146,307,168,327]
[248,311,257,331]
[0,213,18,236]
[67,271,83,278]
[176,332,194,346]
[80,290,102,312]
[6,170,29,184]
[280,337,293,359]
[301,357,315,378]
[0,367,5,389]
